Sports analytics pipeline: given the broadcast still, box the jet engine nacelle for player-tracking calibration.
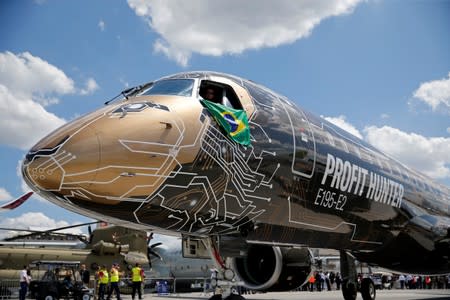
[232,245,313,292]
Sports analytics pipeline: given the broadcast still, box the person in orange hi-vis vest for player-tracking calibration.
[308,272,316,292]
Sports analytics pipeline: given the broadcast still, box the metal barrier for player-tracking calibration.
[0,277,212,298]
[141,277,212,295]
[0,279,19,299]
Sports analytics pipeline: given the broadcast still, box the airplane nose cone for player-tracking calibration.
[21,97,206,228]
[22,113,102,198]
[23,145,68,192]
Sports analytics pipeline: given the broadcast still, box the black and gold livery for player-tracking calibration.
[22,71,450,300]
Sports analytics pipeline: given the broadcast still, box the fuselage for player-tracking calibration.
[22,71,450,274]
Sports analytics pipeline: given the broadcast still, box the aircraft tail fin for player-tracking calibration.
[0,192,33,211]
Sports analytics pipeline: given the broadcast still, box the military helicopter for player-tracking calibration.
[0,223,153,280]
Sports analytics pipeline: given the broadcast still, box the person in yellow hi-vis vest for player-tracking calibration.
[97,265,109,300]
[106,263,121,300]
[131,263,144,300]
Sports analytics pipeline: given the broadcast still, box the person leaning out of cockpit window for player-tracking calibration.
[202,87,217,102]
[201,86,233,108]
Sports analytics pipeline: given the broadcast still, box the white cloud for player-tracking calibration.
[79,78,99,95]
[412,72,450,114]
[364,126,450,179]
[153,39,190,68]
[127,0,362,66]
[0,51,75,100]
[0,51,76,149]
[119,78,130,88]
[0,187,13,202]
[320,115,450,181]
[0,212,84,240]
[98,20,106,31]
[323,115,363,139]
[0,84,66,150]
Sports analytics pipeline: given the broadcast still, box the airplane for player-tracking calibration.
[0,192,33,212]
[147,236,215,292]
[21,71,450,300]
[0,225,149,280]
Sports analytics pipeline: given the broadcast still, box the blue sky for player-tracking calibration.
[0,0,449,237]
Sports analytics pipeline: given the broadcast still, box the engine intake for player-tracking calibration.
[232,245,313,291]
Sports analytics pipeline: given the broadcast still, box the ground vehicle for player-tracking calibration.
[28,261,92,300]
[373,272,392,290]
[371,274,382,290]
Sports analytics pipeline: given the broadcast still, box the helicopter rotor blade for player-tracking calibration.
[150,242,163,249]
[1,221,101,241]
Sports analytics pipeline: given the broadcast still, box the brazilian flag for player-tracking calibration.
[201,99,251,146]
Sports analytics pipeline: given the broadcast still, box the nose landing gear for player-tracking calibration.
[340,250,376,300]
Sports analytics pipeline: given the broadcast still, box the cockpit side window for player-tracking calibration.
[199,80,243,109]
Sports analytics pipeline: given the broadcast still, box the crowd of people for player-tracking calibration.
[305,271,342,292]
[18,263,450,299]
[18,262,146,300]
[302,270,450,292]
[397,274,450,290]
[95,262,145,300]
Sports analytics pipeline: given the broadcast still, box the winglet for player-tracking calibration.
[0,192,33,211]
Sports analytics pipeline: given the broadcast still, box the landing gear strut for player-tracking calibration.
[340,250,358,300]
[207,239,246,300]
[340,250,376,300]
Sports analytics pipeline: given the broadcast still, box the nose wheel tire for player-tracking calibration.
[361,278,376,300]
[224,295,245,300]
[208,294,246,300]
[342,280,357,300]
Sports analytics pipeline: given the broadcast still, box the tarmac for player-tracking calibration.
[132,289,450,300]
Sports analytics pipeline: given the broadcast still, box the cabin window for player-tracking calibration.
[189,244,196,255]
[199,80,243,109]
[325,132,335,147]
[139,79,194,97]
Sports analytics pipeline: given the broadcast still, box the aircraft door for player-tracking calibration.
[280,98,316,178]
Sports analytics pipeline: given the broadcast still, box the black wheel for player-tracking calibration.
[224,294,245,300]
[342,280,357,300]
[44,294,57,300]
[83,294,92,300]
[361,278,376,300]
[208,295,222,300]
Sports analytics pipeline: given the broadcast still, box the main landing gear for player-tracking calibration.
[206,239,246,300]
[207,259,246,300]
[340,250,376,300]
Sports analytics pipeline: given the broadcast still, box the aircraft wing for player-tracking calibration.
[0,192,33,212]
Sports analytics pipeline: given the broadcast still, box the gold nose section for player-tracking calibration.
[23,107,111,194]
[25,155,66,191]
[22,125,100,194]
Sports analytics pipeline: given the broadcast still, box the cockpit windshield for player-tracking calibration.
[139,79,194,97]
